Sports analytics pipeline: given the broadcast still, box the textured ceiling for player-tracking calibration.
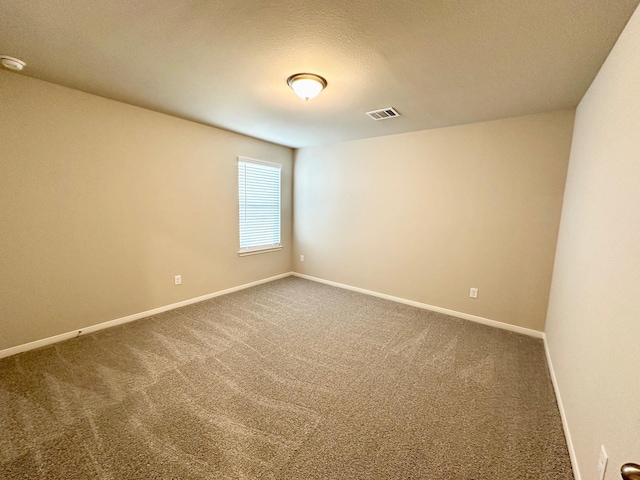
[1,0,638,148]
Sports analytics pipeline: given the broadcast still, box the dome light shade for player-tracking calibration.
[287,73,327,101]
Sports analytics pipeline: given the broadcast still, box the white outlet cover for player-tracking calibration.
[598,445,608,480]
[175,275,182,285]
[470,288,478,298]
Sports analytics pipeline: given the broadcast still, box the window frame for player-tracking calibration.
[237,156,283,256]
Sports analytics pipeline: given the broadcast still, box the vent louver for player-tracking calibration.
[366,107,401,121]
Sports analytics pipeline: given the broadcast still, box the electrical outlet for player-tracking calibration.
[470,288,478,298]
[597,445,608,480]
[174,275,182,285]
[299,255,305,262]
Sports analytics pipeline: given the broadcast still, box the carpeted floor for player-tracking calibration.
[0,276,573,479]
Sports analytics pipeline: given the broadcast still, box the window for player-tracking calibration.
[238,157,282,255]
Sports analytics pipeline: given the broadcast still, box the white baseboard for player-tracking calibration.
[543,335,581,480]
[292,272,544,338]
[0,272,293,360]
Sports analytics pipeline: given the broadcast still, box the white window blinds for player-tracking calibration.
[238,158,282,255]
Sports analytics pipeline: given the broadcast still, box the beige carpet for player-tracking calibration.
[0,276,573,479]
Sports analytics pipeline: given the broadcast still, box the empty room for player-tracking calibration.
[1,1,639,479]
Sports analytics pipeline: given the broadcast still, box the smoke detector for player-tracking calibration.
[366,107,401,121]
[0,55,26,72]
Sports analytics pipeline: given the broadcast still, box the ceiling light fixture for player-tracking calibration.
[287,73,327,101]
[0,55,26,72]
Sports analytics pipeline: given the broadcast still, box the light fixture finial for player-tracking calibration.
[287,73,327,101]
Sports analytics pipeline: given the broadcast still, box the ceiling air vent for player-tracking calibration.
[366,107,401,121]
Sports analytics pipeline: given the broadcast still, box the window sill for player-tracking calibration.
[238,245,283,257]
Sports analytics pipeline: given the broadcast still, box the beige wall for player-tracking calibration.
[0,71,293,351]
[545,5,640,480]
[293,110,574,331]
